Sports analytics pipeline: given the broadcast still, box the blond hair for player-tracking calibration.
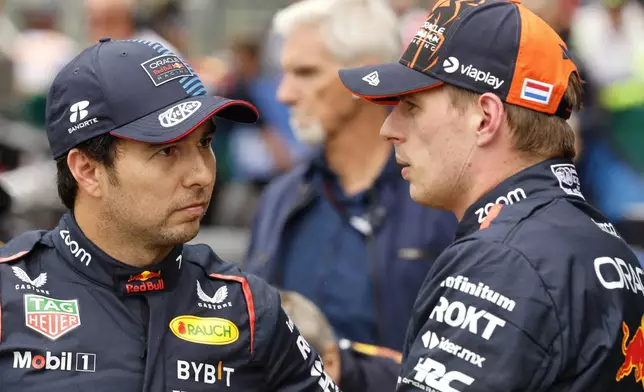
[445,73,583,160]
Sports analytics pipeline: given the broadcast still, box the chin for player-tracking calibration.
[160,221,201,246]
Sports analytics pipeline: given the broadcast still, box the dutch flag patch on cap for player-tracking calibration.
[520,78,553,105]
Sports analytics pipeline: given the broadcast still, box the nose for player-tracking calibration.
[380,109,406,145]
[277,73,297,107]
[184,148,215,189]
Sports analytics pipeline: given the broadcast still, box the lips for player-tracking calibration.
[396,155,410,167]
[178,202,208,212]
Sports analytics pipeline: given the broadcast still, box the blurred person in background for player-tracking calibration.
[207,34,295,227]
[390,0,435,45]
[244,0,457,353]
[0,1,69,241]
[570,0,644,251]
[280,289,401,392]
[85,0,179,54]
[145,0,188,55]
[12,0,79,129]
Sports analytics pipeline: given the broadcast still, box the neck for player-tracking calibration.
[324,106,392,195]
[452,153,545,221]
[73,202,173,268]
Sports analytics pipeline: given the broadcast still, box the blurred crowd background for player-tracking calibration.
[0,0,643,263]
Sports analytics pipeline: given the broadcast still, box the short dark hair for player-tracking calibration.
[56,134,120,210]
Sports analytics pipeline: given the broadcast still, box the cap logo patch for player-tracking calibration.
[550,163,585,199]
[67,100,98,134]
[362,71,380,86]
[141,54,193,87]
[69,101,89,123]
[442,57,459,73]
[520,78,553,105]
[158,100,202,128]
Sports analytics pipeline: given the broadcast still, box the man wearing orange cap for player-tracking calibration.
[339,0,644,390]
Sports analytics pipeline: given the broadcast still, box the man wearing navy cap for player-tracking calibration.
[339,0,644,391]
[0,38,339,392]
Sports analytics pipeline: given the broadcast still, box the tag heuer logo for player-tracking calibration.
[24,294,80,340]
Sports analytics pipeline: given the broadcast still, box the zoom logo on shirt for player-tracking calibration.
[429,297,506,340]
[59,230,92,266]
[475,188,527,223]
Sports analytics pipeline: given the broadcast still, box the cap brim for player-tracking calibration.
[110,95,258,144]
[338,62,443,105]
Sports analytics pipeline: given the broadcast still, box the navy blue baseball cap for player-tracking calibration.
[338,0,579,119]
[46,38,259,159]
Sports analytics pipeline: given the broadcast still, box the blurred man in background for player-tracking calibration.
[244,0,457,353]
[85,0,178,54]
[280,290,401,392]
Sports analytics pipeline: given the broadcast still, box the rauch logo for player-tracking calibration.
[169,315,239,345]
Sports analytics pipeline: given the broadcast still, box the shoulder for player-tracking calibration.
[0,229,50,263]
[183,244,281,318]
[260,161,310,200]
[182,244,282,354]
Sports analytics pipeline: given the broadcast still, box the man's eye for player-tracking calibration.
[404,101,418,111]
[199,136,214,148]
[158,145,178,157]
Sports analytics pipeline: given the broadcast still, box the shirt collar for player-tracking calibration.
[456,158,585,238]
[52,213,183,296]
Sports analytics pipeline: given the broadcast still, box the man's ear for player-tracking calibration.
[475,92,505,147]
[67,149,103,198]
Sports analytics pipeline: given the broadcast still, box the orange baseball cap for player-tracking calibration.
[338,0,580,119]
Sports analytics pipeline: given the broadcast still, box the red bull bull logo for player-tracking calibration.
[127,270,162,282]
[124,271,164,294]
[616,315,644,387]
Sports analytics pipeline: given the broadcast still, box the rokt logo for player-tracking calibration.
[443,57,460,74]
[59,230,92,266]
[69,101,89,123]
[429,297,506,340]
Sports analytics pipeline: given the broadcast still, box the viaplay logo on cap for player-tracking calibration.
[141,54,193,87]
